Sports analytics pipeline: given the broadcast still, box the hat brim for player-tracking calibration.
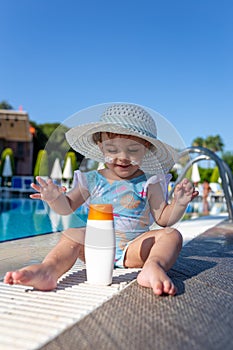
[66,122,178,174]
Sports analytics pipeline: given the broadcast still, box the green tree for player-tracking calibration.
[64,151,78,173]
[185,166,192,180]
[205,135,224,153]
[41,123,70,167]
[34,150,49,177]
[222,151,233,173]
[192,137,205,147]
[30,121,48,170]
[39,123,61,138]
[31,122,71,173]
[0,100,13,109]
[31,122,84,175]
[192,135,224,153]
[210,167,220,183]
[199,167,213,183]
[30,121,48,149]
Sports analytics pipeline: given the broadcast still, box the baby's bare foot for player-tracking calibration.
[137,261,176,296]
[4,264,57,291]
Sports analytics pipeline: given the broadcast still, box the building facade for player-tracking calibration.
[0,109,34,175]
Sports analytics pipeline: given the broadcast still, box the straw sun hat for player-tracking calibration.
[66,103,178,174]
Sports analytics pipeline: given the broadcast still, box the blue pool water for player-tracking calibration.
[0,196,228,243]
[186,200,227,215]
[0,197,88,243]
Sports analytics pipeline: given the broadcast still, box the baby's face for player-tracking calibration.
[99,133,148,178]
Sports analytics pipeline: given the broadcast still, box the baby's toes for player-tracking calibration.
[170,284,177,296]
[4,271,13,284]
[152,281,164,295]
[164,280,177,295]
[163,280,172,294]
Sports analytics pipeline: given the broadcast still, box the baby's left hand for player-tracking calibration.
[174,178,199,206]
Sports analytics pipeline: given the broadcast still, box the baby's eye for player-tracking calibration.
[128,149,140,153]
[106,149,117,153]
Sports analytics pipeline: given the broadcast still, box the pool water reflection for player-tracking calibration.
[186,199,227,216]
[0,197,88,242]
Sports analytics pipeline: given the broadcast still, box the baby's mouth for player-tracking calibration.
[115,163,131,169]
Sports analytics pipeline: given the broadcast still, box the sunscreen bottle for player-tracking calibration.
[85,204,115,285]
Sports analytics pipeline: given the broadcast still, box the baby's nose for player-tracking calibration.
[117,151,130,161]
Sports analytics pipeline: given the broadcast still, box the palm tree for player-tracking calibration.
[192,135,224,153]
[192,137,205,147]
[205,135,224,153]
[222,151,233,173]
[191,135,225,170]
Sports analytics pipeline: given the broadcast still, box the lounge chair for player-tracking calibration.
[2,176,35,194]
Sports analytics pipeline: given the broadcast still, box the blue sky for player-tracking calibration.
[1,0,233,152]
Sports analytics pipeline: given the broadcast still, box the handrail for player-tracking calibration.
[169,146,233,221]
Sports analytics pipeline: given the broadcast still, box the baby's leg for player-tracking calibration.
[4,228,85,291]
[124,228,182,296]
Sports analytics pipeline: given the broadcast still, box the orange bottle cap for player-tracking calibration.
[88,204,113,221]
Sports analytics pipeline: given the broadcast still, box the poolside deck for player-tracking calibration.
[0,217,233,350]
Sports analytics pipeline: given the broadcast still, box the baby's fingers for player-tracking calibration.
[30,193,42,199]
[30,183,41,192]
[36,176,49,187]
[191,190,199,201]
[180,179,193,192]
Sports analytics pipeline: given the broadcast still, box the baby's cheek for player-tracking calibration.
[104,156,114,163]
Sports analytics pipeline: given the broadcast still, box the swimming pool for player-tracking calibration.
[0,197,88,242]
[0,196,228,243]
[186,199,227,216]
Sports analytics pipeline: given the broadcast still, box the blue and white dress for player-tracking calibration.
[72,170,171,267]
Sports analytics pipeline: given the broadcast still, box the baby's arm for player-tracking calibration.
[149,178,198,227]
[30,176,89,215]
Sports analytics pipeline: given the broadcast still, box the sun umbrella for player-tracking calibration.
[191,162,201,183]
[50,158,62,181]
[62,156,73,180]
[2,155,13,177]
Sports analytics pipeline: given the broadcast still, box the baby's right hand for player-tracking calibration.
[30,176,66,203]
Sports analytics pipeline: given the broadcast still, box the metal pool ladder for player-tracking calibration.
[169,146,233,221]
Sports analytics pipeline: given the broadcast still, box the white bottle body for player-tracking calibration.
[85,219,116,285]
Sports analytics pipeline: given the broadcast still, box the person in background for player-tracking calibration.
[202,179,211,215]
